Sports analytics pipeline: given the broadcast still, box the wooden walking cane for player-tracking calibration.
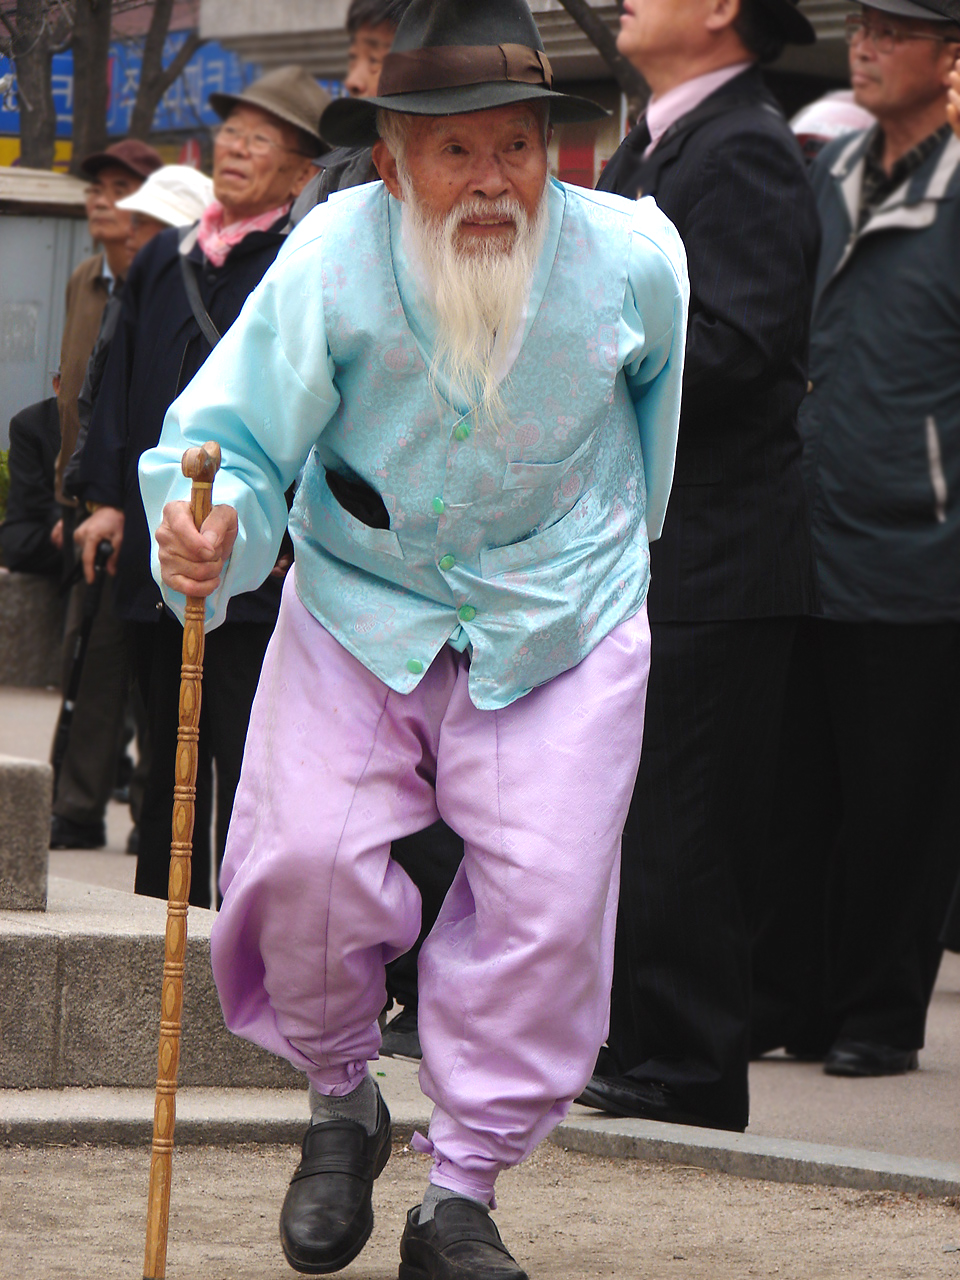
[143,441,222,1280]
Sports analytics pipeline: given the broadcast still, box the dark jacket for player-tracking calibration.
[800,127,960,622]
[78,221,289,624]
[1,398,62,576]
[598,65,820,621]
[62,289,124,501]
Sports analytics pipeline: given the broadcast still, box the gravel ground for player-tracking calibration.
[2,1140,959,1280]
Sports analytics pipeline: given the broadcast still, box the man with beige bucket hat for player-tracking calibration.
[73,65,330,909]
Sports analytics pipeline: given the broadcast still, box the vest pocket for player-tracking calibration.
[479,495,590,577]
[502,426,600,490]
[319,471,404,559]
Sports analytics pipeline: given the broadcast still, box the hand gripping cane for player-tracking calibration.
[143,441,222,1280]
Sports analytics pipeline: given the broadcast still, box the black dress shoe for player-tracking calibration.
[49,814,106,850]
[399,1198,528,1280]
[577,1074,744,1132]
[823,1040,920,1078]
[380,1005,422,1060]
[279,1088,391,1274]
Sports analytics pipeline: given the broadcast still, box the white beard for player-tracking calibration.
[399,173,548,422]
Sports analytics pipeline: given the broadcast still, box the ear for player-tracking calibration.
[937,42,960,90]
[288,157,318,201]
[373,139,403,200]
[705,0,741,34]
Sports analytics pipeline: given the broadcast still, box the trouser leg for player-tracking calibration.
[200,621,275,907]
[608,618,796,1131]
[212,576,444,1090]
[819,620,960,1049]
[130,615,213,907]
[52,575,130,825]
[415,608,650,1203]
[751,618,839,1056]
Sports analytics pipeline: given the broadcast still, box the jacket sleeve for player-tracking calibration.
[76,267,142,509]
[139,224,341,630]
[0,408,61,574]
[621,199,689,542]
[678,128,818,421]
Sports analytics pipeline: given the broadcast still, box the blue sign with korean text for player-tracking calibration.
[0,35,336,139]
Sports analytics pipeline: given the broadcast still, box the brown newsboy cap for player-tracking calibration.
[209,66,332,155]
[80,138,164,181]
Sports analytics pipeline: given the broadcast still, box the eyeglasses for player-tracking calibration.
[844,14,959,55]
[213,122,311,159]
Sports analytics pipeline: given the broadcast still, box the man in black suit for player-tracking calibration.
[1,392,62,577]
[580,0,820,1132]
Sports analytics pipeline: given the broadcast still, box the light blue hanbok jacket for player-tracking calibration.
[140,178,688,710]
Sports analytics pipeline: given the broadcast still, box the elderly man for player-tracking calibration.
[141,2,687,1275]
[49,138,163,852]
[580,0,821,1133]
[754,0,960,1078]
[75,67,328,908]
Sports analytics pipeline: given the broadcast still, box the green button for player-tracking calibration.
[406,659,424,675]
[454,424,470,441]
[458,605,477,623]
[439,554,456,571]
[432,497,445,515]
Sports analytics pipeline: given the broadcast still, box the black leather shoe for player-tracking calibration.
[279,1088,391,1274]
[577,1074,744,1132]
[823,1040,919,1078]
[380,1005,422,1060]
[49,814,106,850]
[399,1198,528,1280]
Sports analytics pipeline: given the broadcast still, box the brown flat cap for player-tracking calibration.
[209,66,332,155]
[80,138,165,181]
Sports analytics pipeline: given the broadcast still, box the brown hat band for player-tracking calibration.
[378,43,553,98]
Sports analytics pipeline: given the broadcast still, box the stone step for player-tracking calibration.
[0,754,50,911]
[0,877,299,1089]
[0,569,63,688]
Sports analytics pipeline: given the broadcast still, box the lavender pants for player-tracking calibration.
[211,572,650,1203]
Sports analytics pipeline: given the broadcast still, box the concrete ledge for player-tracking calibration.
[553,1110,960,1199]
[3,1080,959,1201]
[0,754,51,910]
[0,569,63,688]
[0,877,300,1088]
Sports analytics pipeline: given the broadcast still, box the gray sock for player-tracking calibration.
[308,1073,378,1134]
[419,1184,489,1223]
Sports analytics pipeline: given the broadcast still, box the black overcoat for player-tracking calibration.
[1,397,62,576]
[78,222,288,624]
[598,66,820,621]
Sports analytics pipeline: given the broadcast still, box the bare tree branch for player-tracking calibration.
[554,0,648,101]
[129,2,205,139]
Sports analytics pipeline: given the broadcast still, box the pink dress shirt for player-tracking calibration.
[644,61,753,157]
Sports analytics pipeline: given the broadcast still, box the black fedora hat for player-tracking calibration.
[752,0,817,45]
[321,0,607,149]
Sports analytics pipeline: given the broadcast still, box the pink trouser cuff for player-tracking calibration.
[306,1060,370,1096]
[412,1132,497,1208]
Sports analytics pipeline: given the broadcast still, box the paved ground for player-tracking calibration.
[5,684,959,1167]
[2,1140,959,1280]
[4,684,960,1276]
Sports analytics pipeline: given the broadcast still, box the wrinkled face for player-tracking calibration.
[849,6,958,120]
[85,165,141,246]
[212,103,315,217]
[345,22,396,98]
[125,212,168,259]
[616,0,727,69]
[373,103,549,257]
